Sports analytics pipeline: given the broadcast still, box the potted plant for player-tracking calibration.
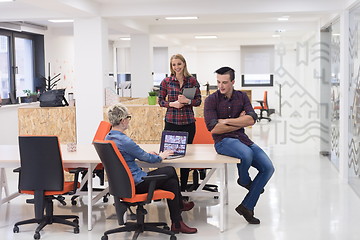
[21,90,38,103]
[148,91,157,105]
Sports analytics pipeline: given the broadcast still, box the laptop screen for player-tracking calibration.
[159,130,188,156]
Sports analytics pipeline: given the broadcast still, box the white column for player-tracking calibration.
[74,17,110,144]
[130,34,153,97]
[339,10,349,181]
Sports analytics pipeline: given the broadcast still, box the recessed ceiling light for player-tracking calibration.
[277,17,289,21]
[0,0,14,2]
[48,19,74,23]
[194,35,217,39]
[272,34,280,38]
[165,16,198,20]
[120,37,131,41]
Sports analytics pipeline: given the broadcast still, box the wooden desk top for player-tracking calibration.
[0,144,239,168]
[140,144,239,164]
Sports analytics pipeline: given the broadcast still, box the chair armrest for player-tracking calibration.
[141,174,168,203]
[68,167,87,194]
[142,174,167,181]
[13,167,21,173]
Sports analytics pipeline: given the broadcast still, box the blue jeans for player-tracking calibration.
[215,138,274,210]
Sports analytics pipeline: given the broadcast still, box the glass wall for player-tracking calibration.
[349,6,360,195]
[330,20,340,169]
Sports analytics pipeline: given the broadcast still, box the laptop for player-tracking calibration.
[159,130,189,159]
[182,87,196,100]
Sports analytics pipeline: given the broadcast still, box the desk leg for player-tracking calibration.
[1,168,9,198]
[224,164,229,205]
[0,168,20,205]
[219,165,225,232]
[87,164,95,231]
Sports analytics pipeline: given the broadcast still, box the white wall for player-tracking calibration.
[0,106,20,144]
[44,27,75,97]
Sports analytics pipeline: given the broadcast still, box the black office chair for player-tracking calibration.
[13,136,83,240]
[93,140,177,240]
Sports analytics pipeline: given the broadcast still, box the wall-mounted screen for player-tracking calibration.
[241,74,273,87]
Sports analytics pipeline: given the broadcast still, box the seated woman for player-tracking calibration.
[105,103,197,234]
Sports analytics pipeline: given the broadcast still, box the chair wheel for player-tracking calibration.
[13,226,19,233]
[170,235,177,240]
[71,200,77,205]
[214,196,219,199]
[74,227,80,234]
[34,232,41,239]
[163,226,170,230]
[103,196,108,203]
[101,235,108,240]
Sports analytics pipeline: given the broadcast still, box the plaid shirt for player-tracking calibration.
[204,90,256,145]
[158,75,201,125]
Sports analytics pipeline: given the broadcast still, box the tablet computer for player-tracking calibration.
[182,87,196,100]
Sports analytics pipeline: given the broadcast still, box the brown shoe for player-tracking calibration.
[171,221,197,234]
[235,204,260,224]
[181,200,195,211]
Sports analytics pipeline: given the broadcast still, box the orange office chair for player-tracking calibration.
[71,121,112,205]
[93,140,177,240]
[253,91,272,121]
[13,136,82,240]
[187,118,218,193]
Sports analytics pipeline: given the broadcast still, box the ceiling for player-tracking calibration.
[0,0,352,48]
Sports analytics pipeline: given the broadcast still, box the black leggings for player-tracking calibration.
[164,121,196,191]
[135,166,184,223]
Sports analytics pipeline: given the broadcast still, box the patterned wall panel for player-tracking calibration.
[273,36,329,146]
[330,21,340,169]
[349,8,360,196]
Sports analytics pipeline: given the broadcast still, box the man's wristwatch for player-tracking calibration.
[188,99,191,105]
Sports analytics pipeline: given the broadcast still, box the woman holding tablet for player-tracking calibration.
[158,54,202,192]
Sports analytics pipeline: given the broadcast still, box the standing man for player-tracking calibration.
[204,67,274,224]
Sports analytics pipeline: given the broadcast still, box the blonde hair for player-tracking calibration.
[169,54,192,78]
[107,103,129,127]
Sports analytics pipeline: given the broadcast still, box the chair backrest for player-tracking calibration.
[92,121,112,142]
[193,117,214,144]
[263,91,269,109]
[93,140,135,198]
[18,136,64,191]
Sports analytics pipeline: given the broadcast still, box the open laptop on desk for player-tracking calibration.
[159,130,188,159]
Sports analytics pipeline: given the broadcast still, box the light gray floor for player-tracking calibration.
[1,116,360,240]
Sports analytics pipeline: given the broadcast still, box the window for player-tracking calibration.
[241,74,274,87]
[241,45,275,87]
[0,29,44,104]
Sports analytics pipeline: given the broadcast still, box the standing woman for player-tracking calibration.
[158,54,202,192]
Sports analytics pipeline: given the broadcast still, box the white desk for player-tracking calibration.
[0,144,239,232]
